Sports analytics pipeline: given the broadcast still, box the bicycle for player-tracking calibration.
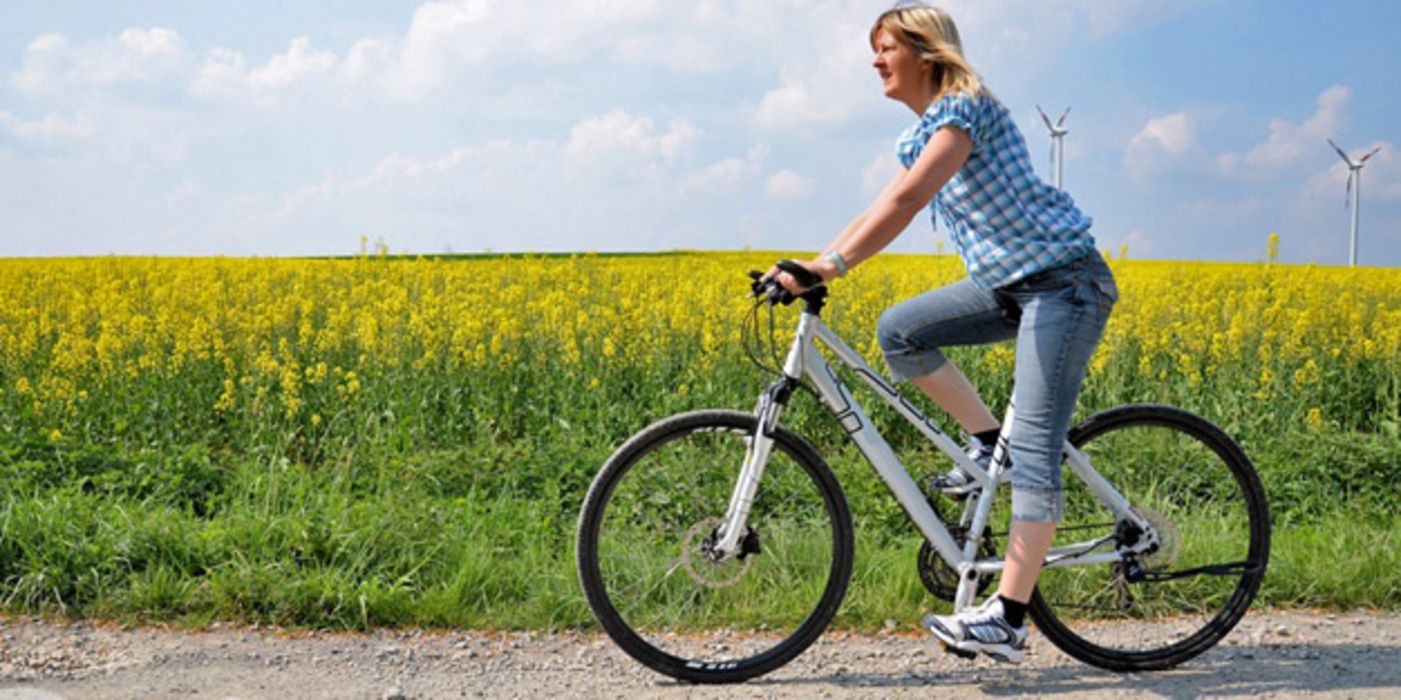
[575,261,1271,683]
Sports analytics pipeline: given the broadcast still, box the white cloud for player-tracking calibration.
[191,35,394,107]
[12,2,1197,130]
[680,145,768,195]
[1071,0,1205,38]
[0,110,97,145]
[560,110,699,165]
[752,3,874,131]
[860,151,900,198]
[1303,141,1401,207]
[263,108,765,251]
[11,1,1397,264]
[192,38,339,104]
[0,101,188,167]
[189,0,746,104]
[1131,113,1193,155]
[11,28,188,97]
[765,170,814,201]
[1123,112,1193,177]
[270,140,551,222]
[1219,84,1350,173]
[610,34,729,74]
[183,1,756,106]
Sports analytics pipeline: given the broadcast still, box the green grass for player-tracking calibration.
[1,255,1398,629]
[1,422,1396,631]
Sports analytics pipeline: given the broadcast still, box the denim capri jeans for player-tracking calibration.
[876,250,1118,523]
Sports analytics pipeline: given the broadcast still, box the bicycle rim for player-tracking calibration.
[577,410,853,683]
[1029,404,1271,671]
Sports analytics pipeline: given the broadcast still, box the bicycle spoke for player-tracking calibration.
[579,411,852,681]
[1029,406,1269,671]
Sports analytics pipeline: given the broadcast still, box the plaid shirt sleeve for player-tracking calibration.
[895,92,1095,289]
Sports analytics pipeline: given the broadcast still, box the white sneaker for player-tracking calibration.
[928,438,995,497]
[923,596,1028,664]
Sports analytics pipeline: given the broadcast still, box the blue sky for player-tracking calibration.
[2,1,1398,266]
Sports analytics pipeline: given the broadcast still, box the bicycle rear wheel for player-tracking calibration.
[1029,404,1271,671]
[576,410,854,683]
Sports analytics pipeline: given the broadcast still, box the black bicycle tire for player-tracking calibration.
[1028,403,1272,671]
[576,409,855,684]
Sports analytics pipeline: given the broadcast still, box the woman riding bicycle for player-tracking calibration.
[766,2,1118,664]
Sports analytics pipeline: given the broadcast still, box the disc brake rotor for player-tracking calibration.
[1135,506,1180,570]
[680,517,755,589]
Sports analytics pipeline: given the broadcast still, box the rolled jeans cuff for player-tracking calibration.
[1012,486,1064,523]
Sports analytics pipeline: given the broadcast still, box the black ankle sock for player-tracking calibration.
[973,428,1001,448]
[998,596,1028,627]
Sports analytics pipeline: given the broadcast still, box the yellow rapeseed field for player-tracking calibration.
[1,252,1398,443]
[1,251,1399,623]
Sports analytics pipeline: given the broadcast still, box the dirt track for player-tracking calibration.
[3,611,1398,699]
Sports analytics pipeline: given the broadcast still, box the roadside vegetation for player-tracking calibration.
[1,252,1397,629]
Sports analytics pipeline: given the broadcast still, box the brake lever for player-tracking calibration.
[746,266,800,306]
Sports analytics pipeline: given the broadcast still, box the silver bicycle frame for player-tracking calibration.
[717,308,1152,612]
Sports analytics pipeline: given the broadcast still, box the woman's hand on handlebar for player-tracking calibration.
[761,258,838,297]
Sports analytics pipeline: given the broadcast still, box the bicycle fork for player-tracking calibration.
[711,376,795,558]
[713,312,813,559]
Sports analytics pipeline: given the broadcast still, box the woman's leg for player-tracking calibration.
[925,254,1117,662]
[999,520,1056,602]
[908,363,1000,434]
[876,278,1016,434]
[999,263,1116,605]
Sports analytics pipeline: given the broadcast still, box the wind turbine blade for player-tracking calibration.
[1057,107,1071,128]
[1327,138,1352,165]
[1360,146,1383,163]
[1036,104,1054,132]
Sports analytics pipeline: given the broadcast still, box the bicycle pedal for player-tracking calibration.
[939,641,977,660]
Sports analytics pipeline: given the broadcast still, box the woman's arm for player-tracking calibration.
[819,168,903,259]
[776,125,972,292]
[826,125,972,274]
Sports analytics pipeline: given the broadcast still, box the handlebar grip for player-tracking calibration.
[775,259,823,289]
[748,261,822,305]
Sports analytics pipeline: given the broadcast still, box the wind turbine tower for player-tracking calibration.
[1037,105,1071,189]
[1327,138,1383,267]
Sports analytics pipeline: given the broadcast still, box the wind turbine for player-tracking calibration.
[1327,138,1383,267]
[1037,105,1070,189]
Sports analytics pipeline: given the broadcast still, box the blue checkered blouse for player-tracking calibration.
[896,91,1094,289]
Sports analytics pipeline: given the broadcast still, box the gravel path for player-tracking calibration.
[2,611,1398,699]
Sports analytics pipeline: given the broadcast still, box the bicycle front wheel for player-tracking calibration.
[1029,404,1271,671]
[576,410,853,684]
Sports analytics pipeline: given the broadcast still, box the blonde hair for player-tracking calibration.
[870,3,988,100]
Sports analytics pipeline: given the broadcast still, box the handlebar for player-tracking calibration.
[749,259,825,306]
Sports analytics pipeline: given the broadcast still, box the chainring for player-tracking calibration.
[917,529,997,602]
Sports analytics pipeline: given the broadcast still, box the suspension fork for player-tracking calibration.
[712,376,799,557]
[713,314,813,557]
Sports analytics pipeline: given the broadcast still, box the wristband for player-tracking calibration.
[823,250,849,278]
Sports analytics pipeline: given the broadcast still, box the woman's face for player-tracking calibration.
[871,28,931,107]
